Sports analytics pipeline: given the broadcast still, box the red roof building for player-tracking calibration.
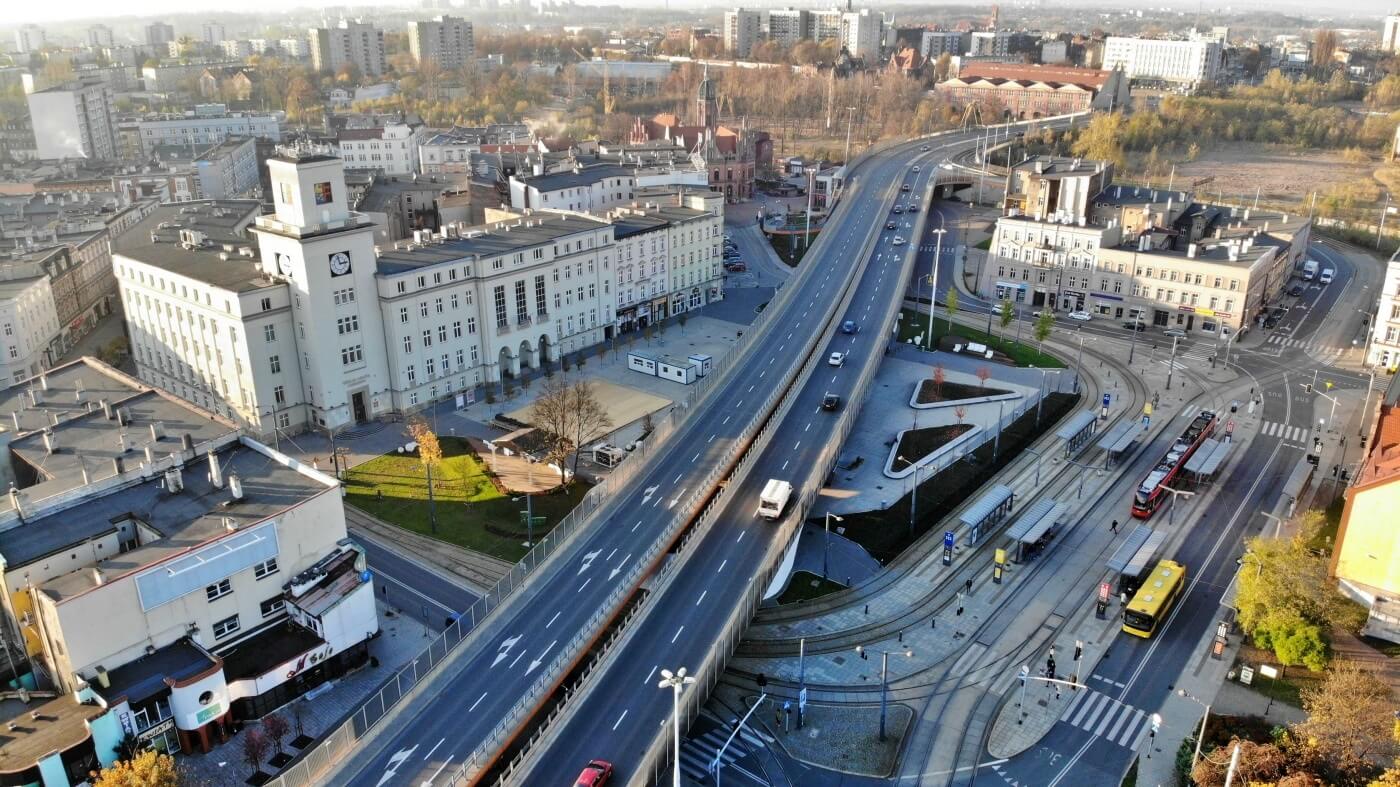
[934,63,1128,120]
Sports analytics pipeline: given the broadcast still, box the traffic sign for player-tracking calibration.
[1102,393,1111,409]
[1240,666,1255,685]
[799,687,808,712]
[944,531,955,549]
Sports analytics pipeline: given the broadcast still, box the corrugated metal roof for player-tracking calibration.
[1098,419,1139,453]
[1107,525,1166,578]
[1056,410,1098,440]
[959,483,1014,527]
[1006,498,1066,543]
[1184,438,1232,476]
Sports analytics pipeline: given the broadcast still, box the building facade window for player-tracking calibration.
[206,578,232,601]
[212,614,240,639]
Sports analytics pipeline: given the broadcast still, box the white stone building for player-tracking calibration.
[724,9,763,58]
[26,80,118,161]
[195,136,260,199]
[337,122,427,176]
[0,275,61,383]
[1102,36,1222,87]
[309,21,387,78]
[509,164,638,214]
[1368,251,1400,372]
[136,112,282,155]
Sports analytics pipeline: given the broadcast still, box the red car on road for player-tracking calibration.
[576,760,613,787]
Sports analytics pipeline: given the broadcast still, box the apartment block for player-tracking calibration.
[1386,14,1400,54]
[408,15,475,70]
[202,21,227,44]
[14,25,46,54]
[1102,35,1222,87]
[194,137,260,199]
[724,9,763,58]
[145,22,176,49]
[0,274,61,383]
[1367,251,1400,372]
[766,8,810,46]
[840,9,885,60]
[0,357,377,772]
[135,112,281,155]
[87,24,115,49]
[26,81,118,161]
[310,20,387,78]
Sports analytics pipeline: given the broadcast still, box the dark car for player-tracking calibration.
[885,221,898,230]
[841,320,858,334]
[1288,284,1304,297]
[892,206,904,214]
[1264,314,1281,329]
[1122,321,1146,331]
[822,392,841,411]
[901,184,911,192]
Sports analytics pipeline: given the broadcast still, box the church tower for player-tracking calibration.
[696,70,718,131]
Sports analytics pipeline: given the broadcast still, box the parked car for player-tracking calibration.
[841,320,859,334]
[822,392,841,411]
[1288,284,1304,297]
[1264,314,1281,329]
[828,351,846,367]
[1122,321,1146,331]
[1163,328,1187,338]
[1067,310,1093,321]
[725,261,747,272]
[575,760,613,787]
[892,236,906,246]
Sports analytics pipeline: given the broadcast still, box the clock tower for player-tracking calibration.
[253,149,390,432]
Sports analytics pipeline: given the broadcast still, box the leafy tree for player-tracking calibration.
[945,288,958,332]
[1294,661,1398,785]
[93,749,179,787]
[1313,29,1338,68]
[1188,738,1292,787]
[407,417,444,534]
[998,298,1015,340]
[1034,310,1054,351]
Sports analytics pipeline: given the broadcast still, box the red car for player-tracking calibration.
[575,760,613,787]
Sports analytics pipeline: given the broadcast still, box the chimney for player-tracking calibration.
[8,486,21,519]
[90,567,104,586]
[41,430,57,454]
[150,422,165,441]
[9,412,18,431]
[1187,243,1197,259]
[144,444,155,464]
[111,457,123,476]
[79,460,90,485]
[118,408,131,426]
[101,399,113,419]
[116,431,127,452]
[181,433,194,452]
[229,474,244,500]
[49,411,59,426]
[39,374,48,391]
[208,450,224,489]
[163,465,184,493]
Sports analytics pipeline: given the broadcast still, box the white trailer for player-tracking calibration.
[757,479,794,520]
[657,355,698,385]
[627,352,658,376]
[687,353,713,377]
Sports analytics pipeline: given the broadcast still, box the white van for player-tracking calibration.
[757,479,793,520]
[1302,259,1319,281]
[1319,267,1334,285]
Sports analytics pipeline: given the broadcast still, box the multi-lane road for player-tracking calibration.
[333,124,1062,787]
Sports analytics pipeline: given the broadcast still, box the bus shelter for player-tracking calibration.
[1056,410,1099,459]
[1096,419,1140,469]
[1183,438,1233,485]
[1280,458,1314,518]
[959,483,1015,545]
[1106,525,1168,598]
[1005,498,1067,562]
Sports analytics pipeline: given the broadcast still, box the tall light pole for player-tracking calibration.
[925,227,947,349]
[843,106,856,166]
[658,667,696,787]
[1378,191,1392,249]
[797,637,807,729]
[513,493,534,546]
[993,399,1005,461]
[823,511,843,581]
[1165,335,1180,390]
[1161,485,1195,526]
[856,645,912,741]
[1178,688,1211,772]
[1073,330,1090,395]
[1127,310,1142,364]
[897,456,926,536]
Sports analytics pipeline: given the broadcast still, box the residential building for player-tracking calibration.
[724,9,763,58]
[1386,14,1400,54]
[920,30,965,58]
[408,15,475,70]
[606,203,723,331]
[1332,374,1400,642]
[309,20,387,78]
[25,80,118,161]
[195,137,260,199]
[510,164,637,214]
[1101,35,1222,88]
[1041,39,1068,63]
[355,172,446,242]
[337,122,427,176]
[811,9,843,42]
[220,40,254,60]
[142,62,241,94]
[1367,250,1400,372]
[202,21,227,44]
[0,274,60,383]
[87,24,115,49]
[934,63,1129,119]
[841,9,884,60]
[766,8,810,45]
[279,37,310,59]
[968,30,1011,57]
[199,66,258,102]
[145,22,176,49]
[14,24,45,54]
[135,112,282,155]
[0,356,378,767]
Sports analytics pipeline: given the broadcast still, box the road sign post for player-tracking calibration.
[943,530,955,566]
[993,548,1005,584]
[1017,664,1029,724]
[1096,581,1110,618]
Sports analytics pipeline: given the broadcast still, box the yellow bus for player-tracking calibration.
[1123,560,1186,638]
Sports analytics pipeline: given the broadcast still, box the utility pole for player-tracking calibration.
[1379,191,1392,249]
[1165,334,1180,390]
[843,106,856,166]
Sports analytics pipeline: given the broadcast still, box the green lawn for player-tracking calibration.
[775,571,848,604]
[898,308,1067,368]
[343,437,592,562]
[1235,643,1320,709]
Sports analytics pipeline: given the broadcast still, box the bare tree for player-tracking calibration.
[242,729,270,777]
[263,713,290,757]
[954,405,967,425]
[529,378,614,487]
[976,366,992,387]
[931,364,946,401]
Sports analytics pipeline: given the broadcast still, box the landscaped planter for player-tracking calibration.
[884,423,981,479]
[910,379,1022,410]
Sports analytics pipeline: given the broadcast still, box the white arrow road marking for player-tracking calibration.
[668,488,687,510]
[376,744,418,787]
[491,635,522,667]
[578,549,602,575]
[421,755,453,787]
[526,640,557,675]
[641,485,659,504]
[610,554,632,580]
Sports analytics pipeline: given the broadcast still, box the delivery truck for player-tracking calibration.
[757,479,793,520]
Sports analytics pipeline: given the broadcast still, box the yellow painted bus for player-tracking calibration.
[1123,560,1186,638]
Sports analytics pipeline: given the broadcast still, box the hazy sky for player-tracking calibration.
[9,1,361,25]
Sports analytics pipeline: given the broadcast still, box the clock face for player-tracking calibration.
[276,253,294,276]
[329,251,351,277]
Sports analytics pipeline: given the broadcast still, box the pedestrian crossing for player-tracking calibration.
[1260,421,1309,443]
[1263,334,1344,364]
[1058,687,1151,750]
[679,720,773,784]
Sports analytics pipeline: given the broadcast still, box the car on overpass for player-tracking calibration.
[892,206,904,214]
[885,221,898,230]
[828,351,846,366]
[575,759,612,786]
[841,320,859,334]
[893,236,906,246]
[822,392,842,411]
[901,184,912,192]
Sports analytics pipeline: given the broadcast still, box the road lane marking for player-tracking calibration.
[606,548,617,561]
[723,415,731,425]
[781,460,789,471]
[422,738,445,761]
[793,440,801,450]
[805,422,811,432]
[546,611,561,628]
[748,384,755,392]
[696,590,707,606]
[737,531,745,543]
[579,577,591,593]
[717,559,727,573]
[425,757,454,785]
[671,625,685,644]
[367,565,456,615]
[632,520,642,532]
[645,666,657,684]
[692,452,701,463]
[612,710,629,731]
[674,473,683,484]
[508,649,526,669]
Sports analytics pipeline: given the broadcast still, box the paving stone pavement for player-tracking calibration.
[175,601,430,787]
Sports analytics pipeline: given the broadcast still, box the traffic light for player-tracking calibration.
[1074,641,1083,661]
[1304,383,1313,394]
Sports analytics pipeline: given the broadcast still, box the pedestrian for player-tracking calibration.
[1110,519,1119,534]
[965,578,973,595]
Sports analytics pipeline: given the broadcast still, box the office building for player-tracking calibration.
[26,80,118,161]
[1367,251,1400,372]
[309,20,386,78]
[14,24,45,54]
[0,356,378,769]
[1102,35,1222,87]
[195,137,259,199]
[87,24,115,49]
[724,9,763,58]
[145,22,176,49]
[408,15,475,70]
[135,112,281,155]
[766,8,810,45]
[202,21,227,44]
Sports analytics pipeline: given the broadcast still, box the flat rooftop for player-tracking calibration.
[1012,155,1105,180]
[22,441,330,598]
[375,213,610,274]
[114,200,274,293]
[516,164,633,193]
[0,356,146,438]
[96,638,218,706]
[0,694,106,775]
[1094,184,1191,207]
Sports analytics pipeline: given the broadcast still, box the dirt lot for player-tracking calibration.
[1141,143,1377,204]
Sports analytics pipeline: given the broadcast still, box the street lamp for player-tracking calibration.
[1165,335,1181,390]
[1178,688,1211,772]
[924,227,948,349]
[855,645,912,741]
[513,493,534,546]
[1238,549,1263,580]
[1072,329,1092,395]
[823,511,843,581]
[1160,485,1196,526]
[1127,310,1142,365]
[897,456,929,536]
[658,667,697,787]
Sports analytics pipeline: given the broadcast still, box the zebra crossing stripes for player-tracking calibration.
[1058,689,1150,749]
[678,722,772,784]
[1261,421,1308,443]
